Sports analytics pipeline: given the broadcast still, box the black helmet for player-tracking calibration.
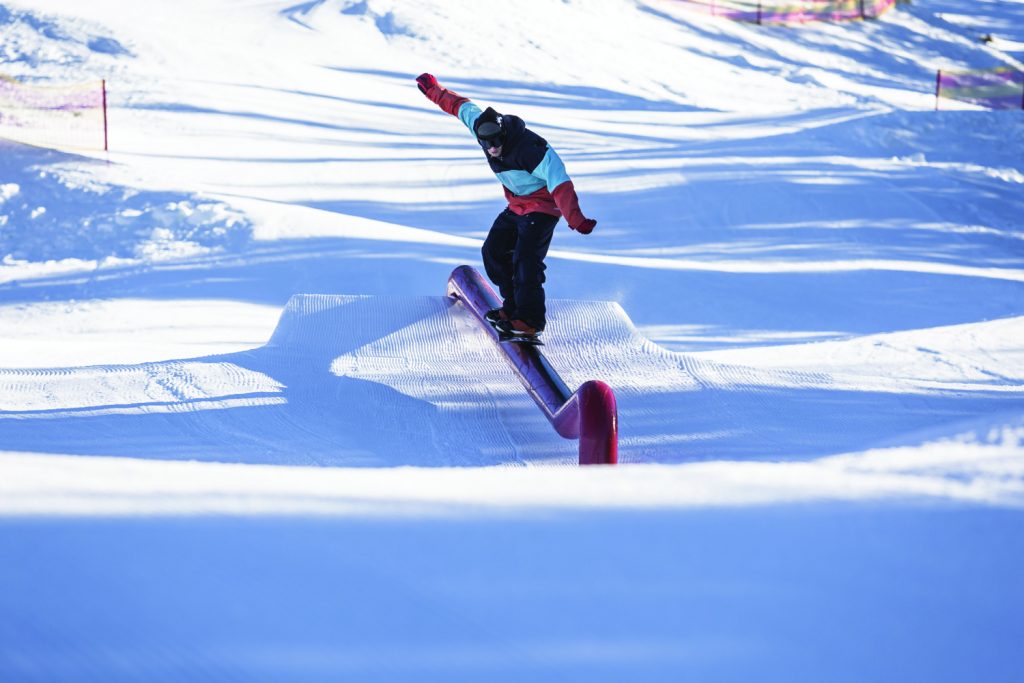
[476,118,504,149]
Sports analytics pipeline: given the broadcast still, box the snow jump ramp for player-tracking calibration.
[265,265,632,466]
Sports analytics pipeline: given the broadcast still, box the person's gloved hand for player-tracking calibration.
[416,73,439,96]
[573,218,597,235]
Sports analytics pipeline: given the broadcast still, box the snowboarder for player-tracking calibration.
[416,73,597,342]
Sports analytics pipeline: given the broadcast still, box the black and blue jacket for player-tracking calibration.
[421,81,590,229]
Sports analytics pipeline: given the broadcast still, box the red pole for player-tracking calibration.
[577,381,618,465]
[101,79,109,152]
[935,70,941,111]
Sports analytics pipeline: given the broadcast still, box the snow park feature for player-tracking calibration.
[2,0,1024,681]
[447,264,618,465]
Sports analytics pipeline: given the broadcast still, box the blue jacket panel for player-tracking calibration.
[495,169,546,196]
[456,101,558,198]
[457,101,483,132]
[531,147,572,192]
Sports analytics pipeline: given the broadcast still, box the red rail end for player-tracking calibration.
[577,380,618,465]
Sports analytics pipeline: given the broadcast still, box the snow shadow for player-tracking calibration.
[617,381,1024,462]
[331,67,705,113]
[639,0,1023,94]
[0,296,576,467]
[3,52,1022,359]
[1,295,1021,466]
[3,99,1022,351]
[0,141,252,263]
[0,5,133,70]
[0,235,475,307]
[2,507,1021,681]
[0,353,1017,467]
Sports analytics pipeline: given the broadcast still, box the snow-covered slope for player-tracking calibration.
[2,0,1023,680]
[5,289,1021,467]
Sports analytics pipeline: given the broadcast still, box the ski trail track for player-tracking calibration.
[2,293,1021,467]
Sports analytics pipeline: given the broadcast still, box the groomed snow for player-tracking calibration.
[1,0,1023,680]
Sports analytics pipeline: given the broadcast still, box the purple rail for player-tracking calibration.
[446,265,618,465]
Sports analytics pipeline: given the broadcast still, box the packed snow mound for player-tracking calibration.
[0,141,251,265]
[0,4,130,76]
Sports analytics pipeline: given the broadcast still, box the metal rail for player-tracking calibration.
[446,265,618,465]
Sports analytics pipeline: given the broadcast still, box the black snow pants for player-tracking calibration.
[481,209,558,331]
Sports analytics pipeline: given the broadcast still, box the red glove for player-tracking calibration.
[416,73,439,96]
[573,218,597,235]
[416,73,468,117]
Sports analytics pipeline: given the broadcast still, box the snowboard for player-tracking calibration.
[498,331,544,346]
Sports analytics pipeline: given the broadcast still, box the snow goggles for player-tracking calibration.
[476,120,504,149]
[478,134,504,149]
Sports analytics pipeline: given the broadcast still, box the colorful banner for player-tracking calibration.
[675,0,895,24]
[0,74,108,151]
[936,68,1024,110]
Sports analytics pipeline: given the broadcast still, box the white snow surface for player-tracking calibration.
[1,0,1023,680]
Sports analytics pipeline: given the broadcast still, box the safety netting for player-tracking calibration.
[0,74,108,151]
[673,0,895,24]
[936,68,1024,110]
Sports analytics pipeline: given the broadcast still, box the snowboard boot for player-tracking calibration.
[484,308,510,325]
